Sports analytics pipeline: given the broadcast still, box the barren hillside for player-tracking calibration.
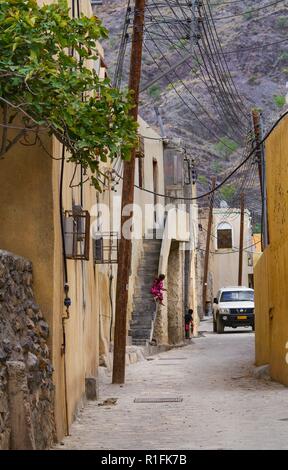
[93,0,288,221]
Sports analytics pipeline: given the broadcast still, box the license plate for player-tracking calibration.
[237,315,247,320]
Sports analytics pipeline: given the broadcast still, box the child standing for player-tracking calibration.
[150,274,166,306]
[185,309,193,339]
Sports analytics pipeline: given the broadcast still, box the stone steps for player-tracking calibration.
[131,329,152,339]
[130,238,161,346]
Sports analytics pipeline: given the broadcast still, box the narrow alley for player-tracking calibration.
[58,322,288,451]
[1,0,288,453]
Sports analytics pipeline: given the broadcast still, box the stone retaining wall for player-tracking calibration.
[0,250,55,449]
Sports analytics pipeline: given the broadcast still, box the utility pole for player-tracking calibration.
[259,114,269,248]
[202,177,216,317]
[183,0,201,323]
[190,177,199,335]
[251,110,263,196]
[238,193,245,286]
[112,0,146,384]
[184,156,198,312]
[252,109,268,249]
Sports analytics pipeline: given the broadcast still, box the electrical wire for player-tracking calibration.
[144,0,249,140]
[143,36,245,147]
[116,110,288,201]
[143,8,247,147]
[210,0,286,21]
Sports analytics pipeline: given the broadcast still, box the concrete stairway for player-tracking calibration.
[130,237,162,346]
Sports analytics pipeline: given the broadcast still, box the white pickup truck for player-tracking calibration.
[213,286,255,334]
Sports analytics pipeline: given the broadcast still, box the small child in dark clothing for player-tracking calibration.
[185,309,193,338]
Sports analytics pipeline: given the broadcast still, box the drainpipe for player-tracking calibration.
[59,145,71,436]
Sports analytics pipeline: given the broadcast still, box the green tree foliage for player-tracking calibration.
[273,95,286,108]
[0,0,137,190]
[198,175,208,185]
[214,137,238,160]
[211,160,222,174]
[253,223,261,234]
[148,84,161,99]
[219,184,236,203]
[276,16,288,30]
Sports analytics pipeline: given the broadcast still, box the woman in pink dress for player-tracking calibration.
[150,274,166,306]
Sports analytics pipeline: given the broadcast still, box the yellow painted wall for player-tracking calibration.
[254,114,288,385]
[0,0,112,440]
[254,249,270,366]
[0,128,111,441]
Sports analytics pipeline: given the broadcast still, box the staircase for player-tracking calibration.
[130,237,162,346]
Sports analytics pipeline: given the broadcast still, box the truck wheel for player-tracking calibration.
[217,316,224,334]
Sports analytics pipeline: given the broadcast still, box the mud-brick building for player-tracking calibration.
[0,0,112,447]
[197,206,255,317]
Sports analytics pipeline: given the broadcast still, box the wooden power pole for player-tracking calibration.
[202,177,216,316]
[252,109,268,249]
[112,0,146,384]
[238,193,245,286]
[251,110,263,196]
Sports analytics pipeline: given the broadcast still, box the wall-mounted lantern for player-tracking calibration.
[64,205,90,261]
[93,232,119,265]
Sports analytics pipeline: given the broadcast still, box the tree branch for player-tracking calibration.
[0,128,28,158]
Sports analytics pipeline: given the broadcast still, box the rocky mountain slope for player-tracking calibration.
[93,0,288,220]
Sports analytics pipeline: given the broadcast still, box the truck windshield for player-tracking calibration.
[220,291,254,302]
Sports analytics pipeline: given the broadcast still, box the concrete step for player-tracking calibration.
[140,255,160,261]
[133,298,154,304]
[143,234,162,246]
[133,302,155,309]
[141,250,161,256]
[134,288,155,294]
[135,274,155,279]
[132,306,154,311]
[132,329,151,339]
[132,307,155,312]
[134,279,156,286]
[141,266,159,270]
[133,295,155,301]
[132,314,154,321]
[137,268,158,274]
[130,318,153,326]
[132,339,148,346]
[136,275,158,281]
[132,307,155,314]
[132,302,155,309]
[140,252,160,258]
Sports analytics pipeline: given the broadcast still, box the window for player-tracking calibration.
[220,291,254,302]
[217,222,232,249]
[64,206,90,260]
[163,149,184,187]
[138,158,144,189]
[93,232,119,265]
